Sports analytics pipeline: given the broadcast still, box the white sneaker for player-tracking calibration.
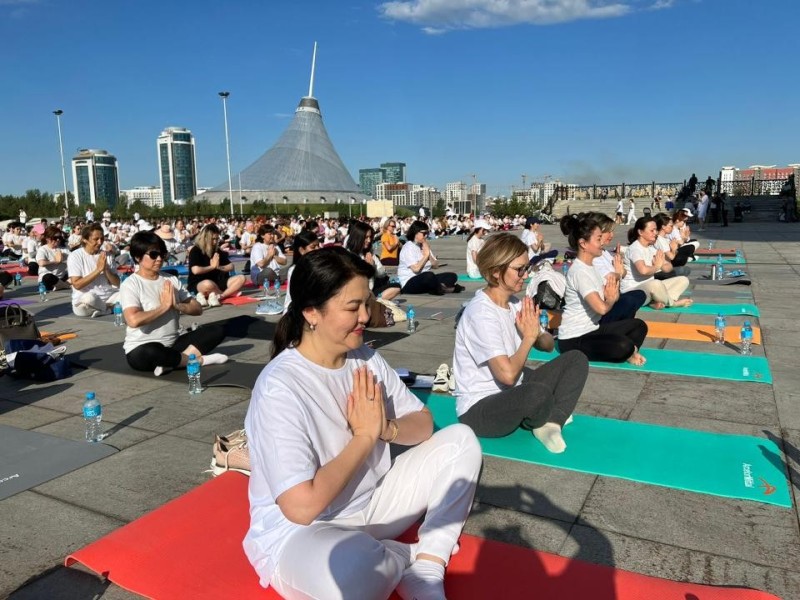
[208,292,221,307]
[195,293,209,307]
[432,363,451,393]
[448,370,456,393]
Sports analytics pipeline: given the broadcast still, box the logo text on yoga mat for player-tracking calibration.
[0,473,20,485]
[742,463,777,495]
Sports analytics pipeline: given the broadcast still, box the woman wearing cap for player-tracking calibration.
[187,224,246,307]
[155,221,181,260]
[67,223,121,317]
[397,220,462,296]
[244,246,481,599]
[621,216,692,309]
[520,217,545,259]
[453,233,588,454]
[557,214,648,365]
[120,231,227,377]
[466,219,490,278]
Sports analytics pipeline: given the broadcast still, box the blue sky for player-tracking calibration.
[1,0,797,197]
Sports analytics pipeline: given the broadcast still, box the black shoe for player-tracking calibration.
[452,284,465,293]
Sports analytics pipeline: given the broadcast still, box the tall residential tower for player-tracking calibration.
[158,127,197,205]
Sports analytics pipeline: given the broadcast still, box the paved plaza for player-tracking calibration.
[2,221,800,599]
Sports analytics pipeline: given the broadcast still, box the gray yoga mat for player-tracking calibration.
[0,425,117,501]
[413,306,461,321]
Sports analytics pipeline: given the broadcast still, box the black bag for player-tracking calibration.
[536,281,565,311]
[13,351,72,382]
[0,303,40,345]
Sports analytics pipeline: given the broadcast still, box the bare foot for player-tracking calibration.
[650,301,666,310]
[627,350,647,366]
[672,298,693,307]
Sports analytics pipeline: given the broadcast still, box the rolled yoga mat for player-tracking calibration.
[527,347,772,384]
[643,321,762,344]
[66,472,784,599]
[639,302,759,317]
[416,392,790,508]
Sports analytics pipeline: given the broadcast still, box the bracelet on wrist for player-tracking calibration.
[382,420,399,443]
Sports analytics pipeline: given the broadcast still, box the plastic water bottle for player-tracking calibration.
[273,279,281,297]
[38,282,47,302]
[406,305,416,334]
[735,249,743,263]
[561,261,569,276]
[740,321,753,355]
[539,311,549,333]
[707,240,714,250]
[716,255,725,280]
[113,302,123,326]
[714,313,726,344]
[187,354,202,394]
[14,273,22,287]
[83,392,103,443]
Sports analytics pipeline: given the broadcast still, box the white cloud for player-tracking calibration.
[378,0,656,32]
[650,0,674,9]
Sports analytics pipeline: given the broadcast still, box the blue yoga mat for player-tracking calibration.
[693,257,746,265]
[415,392,791,507]
[527,347,772,384]
[639,302,760,317]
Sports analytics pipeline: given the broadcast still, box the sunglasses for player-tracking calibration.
[145,250,167,260]
[509,264,533,278]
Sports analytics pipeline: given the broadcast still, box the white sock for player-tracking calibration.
[396,560,446,600]
[533,422,567,453]
[90,310,103,318]
[381,539,413,571]
[154,366,165,377]
[564,414,574,426]
[201,353,228,366]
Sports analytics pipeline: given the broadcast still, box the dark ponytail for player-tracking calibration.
[271,246,375,359]
[559,213,598,250]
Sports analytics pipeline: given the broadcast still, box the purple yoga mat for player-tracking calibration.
[0,298,35,306]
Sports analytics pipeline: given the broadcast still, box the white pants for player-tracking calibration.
[270,424,482,600]
[73,290,120,317]
[640,276,689,306]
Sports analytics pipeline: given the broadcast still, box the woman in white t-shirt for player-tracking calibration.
[66,223,121,317]
[557,214,647,365]
[397,221,461,295]
[621,217,691,309]
[35,226,70,291]
[465,219,490,278]
[249,224,287,287]
[520,216,544,259]
[653,214,691,277]
[245,247,480,599]
[120,231,227,376]
[453,233,588,454]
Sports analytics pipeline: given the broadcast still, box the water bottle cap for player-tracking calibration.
[86,392,95,400]
[744,320,751,326]
[188,354,197,360]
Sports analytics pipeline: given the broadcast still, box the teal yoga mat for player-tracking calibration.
[692,257,746,265]
[414,392,791,507]
[527,347,772,384]
[457,274,484,282]
[640,302,760,316]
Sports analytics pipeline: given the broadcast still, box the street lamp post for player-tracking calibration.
[53,110,70,217]
[218,92,234,218]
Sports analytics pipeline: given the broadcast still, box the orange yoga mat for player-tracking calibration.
[221,295,260,306]
[66,472,781,600]
[645,321,762,344]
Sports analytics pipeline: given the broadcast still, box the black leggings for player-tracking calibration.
[125,324,225,372]
[558,319,648,363]
[599,290,647,324]
[41,273,68,291]
[458,351,588,437]
[401,271,458,295]
[672,244,695,267]
[0,271,12,287]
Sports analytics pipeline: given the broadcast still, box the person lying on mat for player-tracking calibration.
[397,220,463,295]
[67,222,121,318]
[557,214,648,366]
[585,212,647,322]
[244,246,481,600]
[453,233,588,454]
[120,231,228,377]
[187,224,246,307]
[621,216,692,310]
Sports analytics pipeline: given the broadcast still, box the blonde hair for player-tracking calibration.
[476,233,527,287]
[195,224,220,257]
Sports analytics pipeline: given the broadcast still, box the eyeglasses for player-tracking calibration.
[145,250,167,260]
[509,263,532,278]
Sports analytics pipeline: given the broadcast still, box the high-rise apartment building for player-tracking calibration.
[121,186,164,208]
[380,162,406,184]
[158,127,197,205]
[71,149,120,207]
[359,168,385,198]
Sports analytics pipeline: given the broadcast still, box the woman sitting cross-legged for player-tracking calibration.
[120,231,228,377]
[557,214,648,365]
[346,220,401,302]
[187,224,246,307]
[36,225,71,291]
[453,233,588,454]
[397,220,462,295]
[67,222,121,317]
[244,246,481,600]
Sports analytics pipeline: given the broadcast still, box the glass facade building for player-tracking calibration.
[359,168,386,198]
[158,127,197,205]
[71,149,120,208]
[380,162,406,184]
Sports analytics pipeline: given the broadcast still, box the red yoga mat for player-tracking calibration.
[221,295,260,306]
[65,473,781,600]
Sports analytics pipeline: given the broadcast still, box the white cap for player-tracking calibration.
[681,208,694,217]
[473,219,491,231]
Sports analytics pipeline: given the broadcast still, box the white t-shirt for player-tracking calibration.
[592,250,615,280]
[655,235,671,254]
[243,345,424,587]
[621,240,655,293]
[250,242,284,284]
[453,289,524,415]
[35,246,69,280]
[67,247,117,305]
[520,229,539,259]
[397,242,430,287]
[119,274,190,353]
[559,259,603,340]
[466,236,484,278]
[240,231,256,253]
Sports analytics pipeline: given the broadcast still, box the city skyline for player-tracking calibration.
[1,0,798,199]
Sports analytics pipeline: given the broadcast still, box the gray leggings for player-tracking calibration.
[458,351,588,437]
